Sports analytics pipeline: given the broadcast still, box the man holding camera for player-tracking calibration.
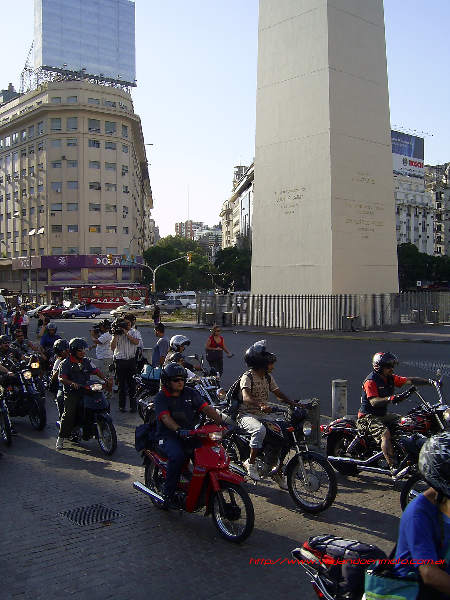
[110,315,142,412]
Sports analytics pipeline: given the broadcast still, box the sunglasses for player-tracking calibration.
[171,377,186,383]
[384,363,396,369]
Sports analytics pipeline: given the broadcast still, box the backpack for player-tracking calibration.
[225,369,271,420]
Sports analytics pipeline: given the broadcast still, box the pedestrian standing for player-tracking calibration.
[110,316,142,412]
[20,308,29,338]
[11,309,22,336]
[151,323,169,367]
[205,324,233,376]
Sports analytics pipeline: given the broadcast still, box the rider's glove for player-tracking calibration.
[391,387,416,405]
[176,429,191,440]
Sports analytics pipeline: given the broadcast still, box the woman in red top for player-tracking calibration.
[205,325,233,376]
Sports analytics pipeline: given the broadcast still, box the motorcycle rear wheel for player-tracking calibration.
[327,434,359,476]
[145,463,165,506]
[29,398,47,431]
[400,474,428,511]
[0,406,12,446]
[286,451,337,514]
[211,482,254,543]
[96,415,117,455]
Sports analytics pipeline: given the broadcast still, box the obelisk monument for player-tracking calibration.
[252,0,399,294]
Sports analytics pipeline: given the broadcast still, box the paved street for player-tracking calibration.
[1,319,448,599]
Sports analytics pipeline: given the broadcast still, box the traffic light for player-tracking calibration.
[187,252,192,264]
[106,254,113,264]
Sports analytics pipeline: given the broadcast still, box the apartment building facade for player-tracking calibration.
[220,164,253,249]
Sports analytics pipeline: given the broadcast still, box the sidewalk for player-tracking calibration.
[137,318,450,345]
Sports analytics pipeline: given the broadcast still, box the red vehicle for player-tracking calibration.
[40,304,65,318]
[58,284,149,310]
[133,424,255,542]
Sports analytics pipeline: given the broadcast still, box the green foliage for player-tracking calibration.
[142,236,211,291]
[397,243,450,289]
[214,246,251,291]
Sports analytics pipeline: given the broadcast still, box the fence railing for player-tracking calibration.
[196,291,450,331]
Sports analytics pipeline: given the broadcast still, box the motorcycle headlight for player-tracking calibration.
[90,383,103,392]
[31,362,40,369]
[302,420,312,436]
[209,431,222,441]
[217,388,226,400]
[23,370,32,379]
[443,408,450,424]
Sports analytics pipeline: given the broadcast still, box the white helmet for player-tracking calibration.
[169,334,191,351]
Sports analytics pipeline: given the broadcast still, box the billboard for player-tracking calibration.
[391,130,424,179]
[34,0,136,86]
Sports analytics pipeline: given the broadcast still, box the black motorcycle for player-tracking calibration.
[1,356,47,431]
[57,382,117,455]
[223,403,337,514]
[399,472,429,511]
[0,389,12,446]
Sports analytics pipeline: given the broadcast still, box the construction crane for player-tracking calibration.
[20,42,34,94]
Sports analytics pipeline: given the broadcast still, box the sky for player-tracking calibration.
[0,1,449,238]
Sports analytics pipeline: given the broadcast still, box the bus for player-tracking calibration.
[47,284,149,310]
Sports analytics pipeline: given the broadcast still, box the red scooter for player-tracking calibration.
[133,424,255,542]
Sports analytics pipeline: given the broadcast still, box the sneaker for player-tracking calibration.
[389,465,399,480]
[56,437,64,450]
[243,459,261,481]
[271,472,288,490]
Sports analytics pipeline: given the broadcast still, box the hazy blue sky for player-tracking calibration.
[1,1,449,237]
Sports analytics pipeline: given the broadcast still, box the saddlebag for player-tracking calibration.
[301,535,386,599]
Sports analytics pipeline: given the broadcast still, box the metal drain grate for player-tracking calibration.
[60,504,123,526]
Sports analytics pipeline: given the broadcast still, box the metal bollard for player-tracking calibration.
[332,379,347,419]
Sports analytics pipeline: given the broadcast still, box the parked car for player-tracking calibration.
[62,304,102,319]
[156,299,184,313]
[40,304,65,318]
[27,304,50,318]
[109,302,154,317]
[186,302,197,310]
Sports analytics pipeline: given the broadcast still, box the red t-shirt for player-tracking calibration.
[363,374,408,399]
[208,335,224,349]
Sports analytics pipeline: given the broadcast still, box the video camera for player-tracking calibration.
[91,319,111,336]
[111,318,128,336]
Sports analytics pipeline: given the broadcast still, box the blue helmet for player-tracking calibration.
[53,338,69,356]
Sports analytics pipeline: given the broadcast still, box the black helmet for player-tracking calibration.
[244,340,277,369]
[69,337,88,354]
[418,432,450,499]
[160,363,187,387]
[372,352,398,372]
[53,339,69,356]
[169,352,184,363]
[0,335,11,344]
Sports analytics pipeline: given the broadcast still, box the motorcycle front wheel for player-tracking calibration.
[29,397,47,431]
[211,482,254,543]
[286,451,337,514]
[0,405,12,446]
[96,415,117,455]
[400,474,428,511]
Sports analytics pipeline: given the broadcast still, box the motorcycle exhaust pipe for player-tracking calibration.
[328,452,383,467]
[133,481,164,503]
[229,462,247,477]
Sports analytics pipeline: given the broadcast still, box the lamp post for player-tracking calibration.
[13,212,44,302]
[123,254,189,293]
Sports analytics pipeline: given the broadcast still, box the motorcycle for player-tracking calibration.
[399,472,429,511]
[133,424,255,542]
[1,356,47,431]
[291,536,387,600]
[322,378,449,478]
[57,382,117,455]
[223,402,337,514]
[0,389,12,446]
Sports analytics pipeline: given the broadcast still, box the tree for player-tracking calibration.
[397,243,450,290]
[214,246,251,291]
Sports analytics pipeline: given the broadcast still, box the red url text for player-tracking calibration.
[249,558,446,566]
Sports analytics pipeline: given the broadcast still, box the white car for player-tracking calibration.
[109,302,154,317]
[186,302,197,310]
[27,304,50,318]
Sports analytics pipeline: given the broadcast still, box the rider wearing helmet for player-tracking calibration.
[238,340,295,486]
[163,335,191,366]
[40,322,61,355]
[393,433,450,597]
[154,362,227,509]
[56,338,111,450]
[358,352,432,475]
[0,334,21,375]
[50,339,70,419]
[11,327,45,359]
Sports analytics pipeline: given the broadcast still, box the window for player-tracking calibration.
[88,119,101,133]
[50,203,62,211]
[89,182,101,190]
[51,118,61,131]
[105,141,116,150]
[21,168,27,177]
[67,181,78,190]
[30,207,35,215]
[51,139,62,148]
[37,121,44,135]
[122,125,128,138]
[89,160,100,169]
[51,182,62,192]
[37,141,44,151]
[22,229,27,236]
[122,185,129,194]
[105,183,117,192]
[90,247,101,254]
[89,139,100,148]
[89,225,101,233]
[28,125,35,138]
[21,130,27,141]
[52,225,62,232]
[12,132,19,145]
[38,162,44,170]
[67,247,79,254]
[104,100,116,108]
[105,162,116,171]
[38,183,43,192]
[105,121,116,135]
[51,97,62,104]
[105,204,117,212]
[52,247,63,255]
[39,205,45,213]
[66,117,78,131]
[28,145,34,155]
[29,186,34,195]
[4,136,10,147]
[66,203,78,211]
[121,165,128,175]
[106,246,117,253]
[67,96,77,104]
[51,161,62,168]
[67,160,78,168]
[106,226,117,234]
[67,138,77,146]
[122,144,128,153]
[67,224,78,232]
[88,97,100,105]
[89,203,101,212]
[123,226,129,234]
[21,149,27,157]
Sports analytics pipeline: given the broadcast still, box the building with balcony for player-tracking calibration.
[394,174,434,254]
[426,163,450,257]
[220,163,253,249]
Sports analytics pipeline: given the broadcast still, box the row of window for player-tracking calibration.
[0,121,129,149]
[50,247,120,256]
[50,96,129,111]
[50,224,129,235]
[49,202,130,214]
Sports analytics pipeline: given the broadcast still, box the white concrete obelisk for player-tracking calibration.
[252,0,399,294]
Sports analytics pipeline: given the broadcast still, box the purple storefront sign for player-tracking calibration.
[51,269,82,282]
[41,255,143,269]
[87,268,116,282]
